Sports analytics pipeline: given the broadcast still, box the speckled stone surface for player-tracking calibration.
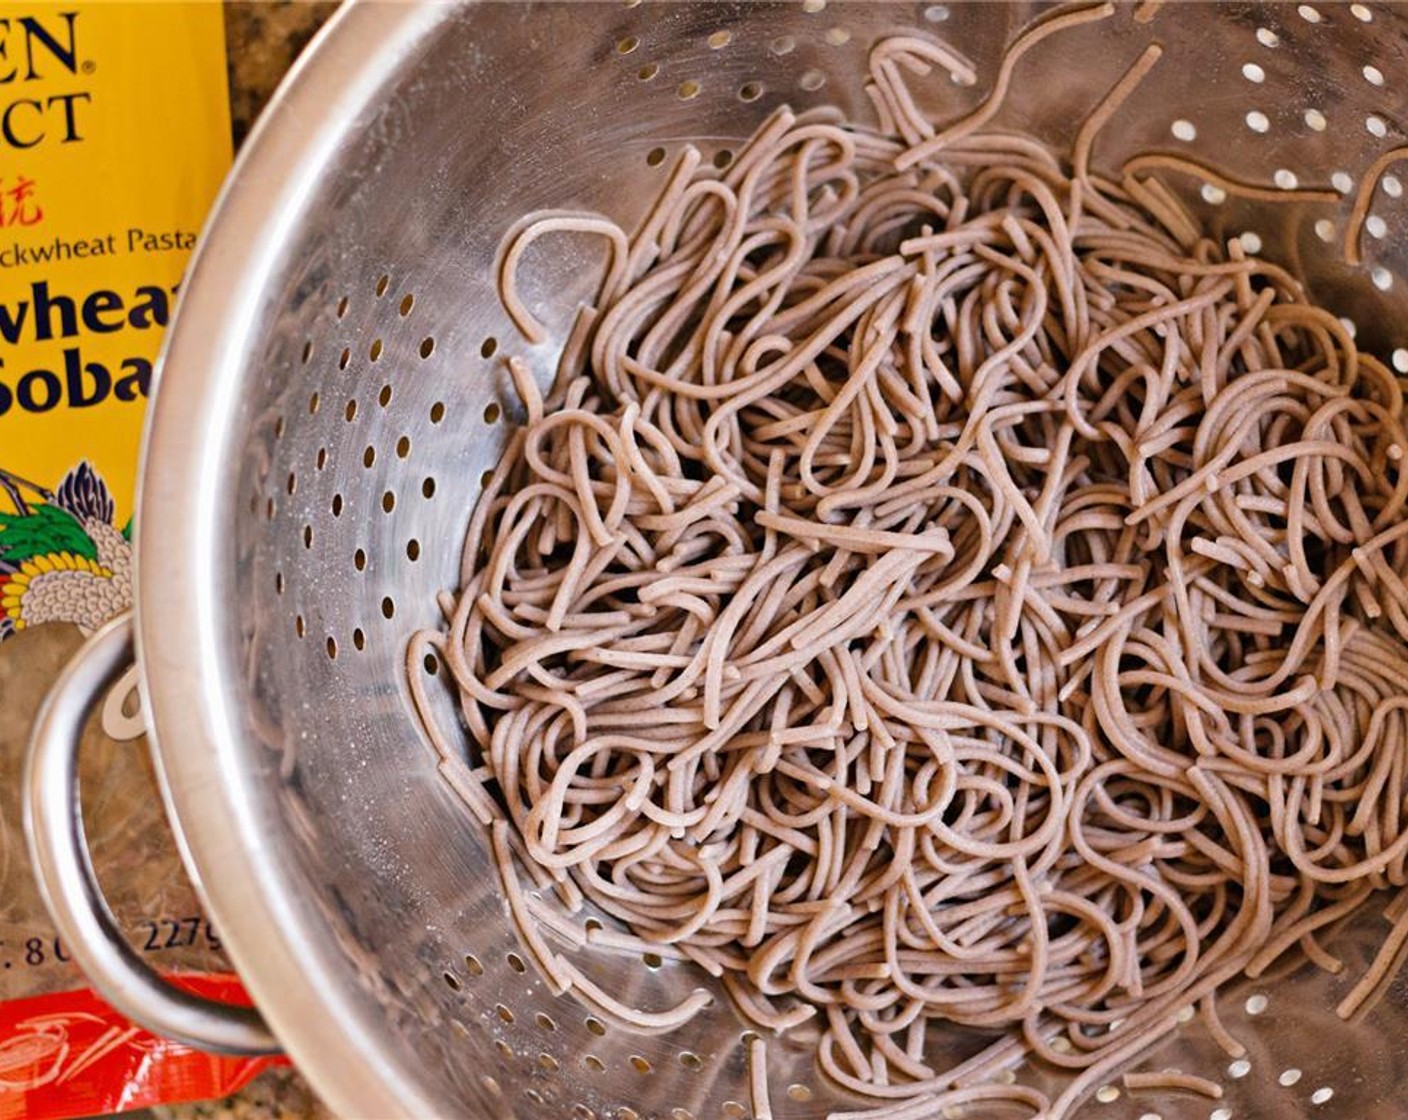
[224,2,340,147]
[153,1068,337,1120]
[125,7,340,1120]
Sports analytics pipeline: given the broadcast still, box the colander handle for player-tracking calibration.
[25,612,281,1056]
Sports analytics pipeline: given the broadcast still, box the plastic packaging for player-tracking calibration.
[0,5,281,1115]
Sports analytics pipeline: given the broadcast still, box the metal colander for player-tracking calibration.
[24,2,1408,1118]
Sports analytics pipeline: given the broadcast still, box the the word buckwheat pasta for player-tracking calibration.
[411,6,1408,1116]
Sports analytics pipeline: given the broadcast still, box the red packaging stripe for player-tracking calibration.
[0,976,285,1120]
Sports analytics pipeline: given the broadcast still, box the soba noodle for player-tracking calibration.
[1121,1069,1223,1099]
[412,6,1408,1116]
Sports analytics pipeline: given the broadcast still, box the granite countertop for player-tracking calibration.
[153,1069,335,1120]
[225,2,340,147]
[138,7,339,1120]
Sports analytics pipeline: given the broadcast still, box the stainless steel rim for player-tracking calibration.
[136,4,444,1116]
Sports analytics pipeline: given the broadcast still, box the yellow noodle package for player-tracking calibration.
[0,5,277,1116]
[1,2,230,512]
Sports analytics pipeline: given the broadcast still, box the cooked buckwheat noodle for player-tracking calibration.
[750,1035,775,1120]
[1122,1069,1223,1099]
[411,5,1408,1116]
[1345,145,1408,267]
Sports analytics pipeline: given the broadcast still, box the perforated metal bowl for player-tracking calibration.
[26,2,1408,1118]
